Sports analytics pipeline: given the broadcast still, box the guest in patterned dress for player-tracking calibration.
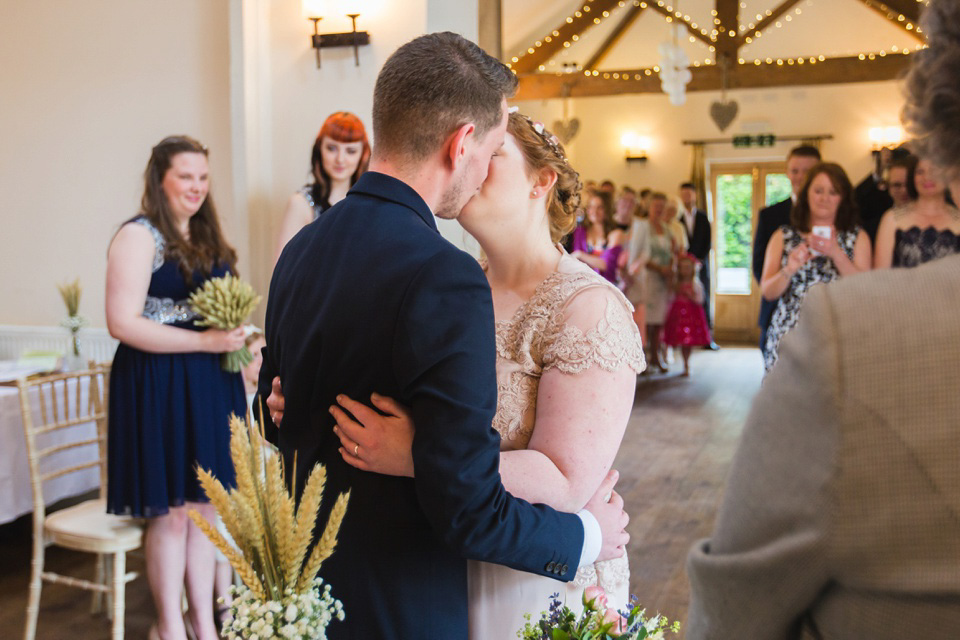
[760,162,872,372]
[874,156,960,268]
[323,112,645,637]
[273,111,370,263]
[571,191,627,284]
[105,136,248,640]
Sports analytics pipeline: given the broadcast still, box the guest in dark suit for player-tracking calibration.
[854,145,912,245]
[752,145,820,356]
[258,33,627,640]
[679,182,716,349]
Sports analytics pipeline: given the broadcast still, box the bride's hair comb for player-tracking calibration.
[509,106,569,165]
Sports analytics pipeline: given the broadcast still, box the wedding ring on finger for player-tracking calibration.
[354,443,360,457]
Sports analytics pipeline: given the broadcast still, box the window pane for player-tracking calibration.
[766,173,791,206]
[716,174,753,295]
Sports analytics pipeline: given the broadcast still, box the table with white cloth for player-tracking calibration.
[0,370,100,525]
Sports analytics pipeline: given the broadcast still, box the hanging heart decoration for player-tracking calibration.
[709,100,739,132]
[551,118,580,144]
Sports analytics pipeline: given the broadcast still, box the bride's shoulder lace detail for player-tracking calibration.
[573,555,630,592]
[540,271,646,375]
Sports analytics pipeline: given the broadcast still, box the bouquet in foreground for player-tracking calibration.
[189,415,351,640]
[519,586,680,640]
[188,274,261,372]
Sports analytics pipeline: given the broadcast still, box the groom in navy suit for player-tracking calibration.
[259,33,629,639]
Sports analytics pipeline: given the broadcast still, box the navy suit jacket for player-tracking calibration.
[683,208,711,264]
[258,172,584,639]
[753,198,793,330]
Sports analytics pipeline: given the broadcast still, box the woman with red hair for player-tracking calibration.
[274,111,370,262]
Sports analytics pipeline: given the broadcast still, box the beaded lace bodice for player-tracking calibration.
[491,253,645,591]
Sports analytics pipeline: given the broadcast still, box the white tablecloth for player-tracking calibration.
[0,378,100,524]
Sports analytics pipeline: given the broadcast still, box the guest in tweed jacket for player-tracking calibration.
[685,254,960,638]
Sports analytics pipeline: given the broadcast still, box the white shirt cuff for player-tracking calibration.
[576,509,601,567]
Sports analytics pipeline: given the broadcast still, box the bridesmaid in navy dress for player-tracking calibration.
[105,136,246,640]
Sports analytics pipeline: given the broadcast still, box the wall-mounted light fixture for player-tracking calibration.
[303,1,370,68]
[621,132,650,163]
[868,126,903,152]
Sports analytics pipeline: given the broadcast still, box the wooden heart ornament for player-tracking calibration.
[551,118,580,144]
[709,100,739,132]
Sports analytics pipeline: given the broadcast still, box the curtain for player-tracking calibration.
[690,143,707,211]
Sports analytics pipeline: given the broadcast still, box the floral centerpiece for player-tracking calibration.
[189,415,350,639]
[188,274,261,372]
[519,586,680,640]
[57,279,86,359]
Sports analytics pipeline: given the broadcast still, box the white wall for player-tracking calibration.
[517,80,906,207]
[239,0,485,316]
[0,1,235,328]
[0,0,482,331]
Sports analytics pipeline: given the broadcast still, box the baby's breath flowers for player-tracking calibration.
[189,415,350,639]
[188,274,261,371]
[57,278,85,357]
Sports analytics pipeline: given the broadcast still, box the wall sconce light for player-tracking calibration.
[304,1,370,68]
[621,132,650,162]
[868,126,903,152]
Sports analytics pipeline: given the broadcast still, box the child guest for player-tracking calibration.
[663,253,712,376]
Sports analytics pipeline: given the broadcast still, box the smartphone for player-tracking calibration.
[810,225,831,256]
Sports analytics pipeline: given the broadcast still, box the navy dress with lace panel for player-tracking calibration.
[106,215,244,517]
[299,184,327,220]
[893,226,960,267]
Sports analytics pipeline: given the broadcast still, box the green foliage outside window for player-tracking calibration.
[716,173,791,270]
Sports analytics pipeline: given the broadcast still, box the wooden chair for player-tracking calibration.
[18,365,143,640]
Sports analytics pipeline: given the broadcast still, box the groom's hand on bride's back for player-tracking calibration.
[266,376,284,426]
[588,470,630,562]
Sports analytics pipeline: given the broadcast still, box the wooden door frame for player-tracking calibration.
[707,160,787,344]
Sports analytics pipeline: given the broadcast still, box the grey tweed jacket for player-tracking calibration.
[686,254,960,639]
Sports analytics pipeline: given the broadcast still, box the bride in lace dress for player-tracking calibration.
[328,111,645,636]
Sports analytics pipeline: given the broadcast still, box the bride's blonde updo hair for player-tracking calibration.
[508,112,582,243]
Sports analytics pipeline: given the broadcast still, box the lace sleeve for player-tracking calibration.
[542,283,646,375]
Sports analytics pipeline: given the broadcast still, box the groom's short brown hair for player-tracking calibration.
[372,32,517,162]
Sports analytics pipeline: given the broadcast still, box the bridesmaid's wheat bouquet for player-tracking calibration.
[189,415,350,639]
[188,274,261,372]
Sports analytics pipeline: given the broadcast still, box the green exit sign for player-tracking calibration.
[733,135,776,148]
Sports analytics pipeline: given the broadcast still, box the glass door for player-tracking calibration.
[710,162,789,343]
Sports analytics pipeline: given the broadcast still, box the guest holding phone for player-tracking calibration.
[759,163,871,372]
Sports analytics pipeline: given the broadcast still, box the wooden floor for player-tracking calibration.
[0,346,762,639]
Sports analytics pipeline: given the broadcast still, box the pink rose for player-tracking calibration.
[582,585,608,611]
[602,608,627,634]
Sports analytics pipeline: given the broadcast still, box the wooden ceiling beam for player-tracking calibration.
[715,0,741,59]
[584,5,646,70]
[856,0,921,23]
[509,0,629,74]
[854,0,925,43]
[735,0,804,48]
[645,5,717,48]
[514,54,912,100]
